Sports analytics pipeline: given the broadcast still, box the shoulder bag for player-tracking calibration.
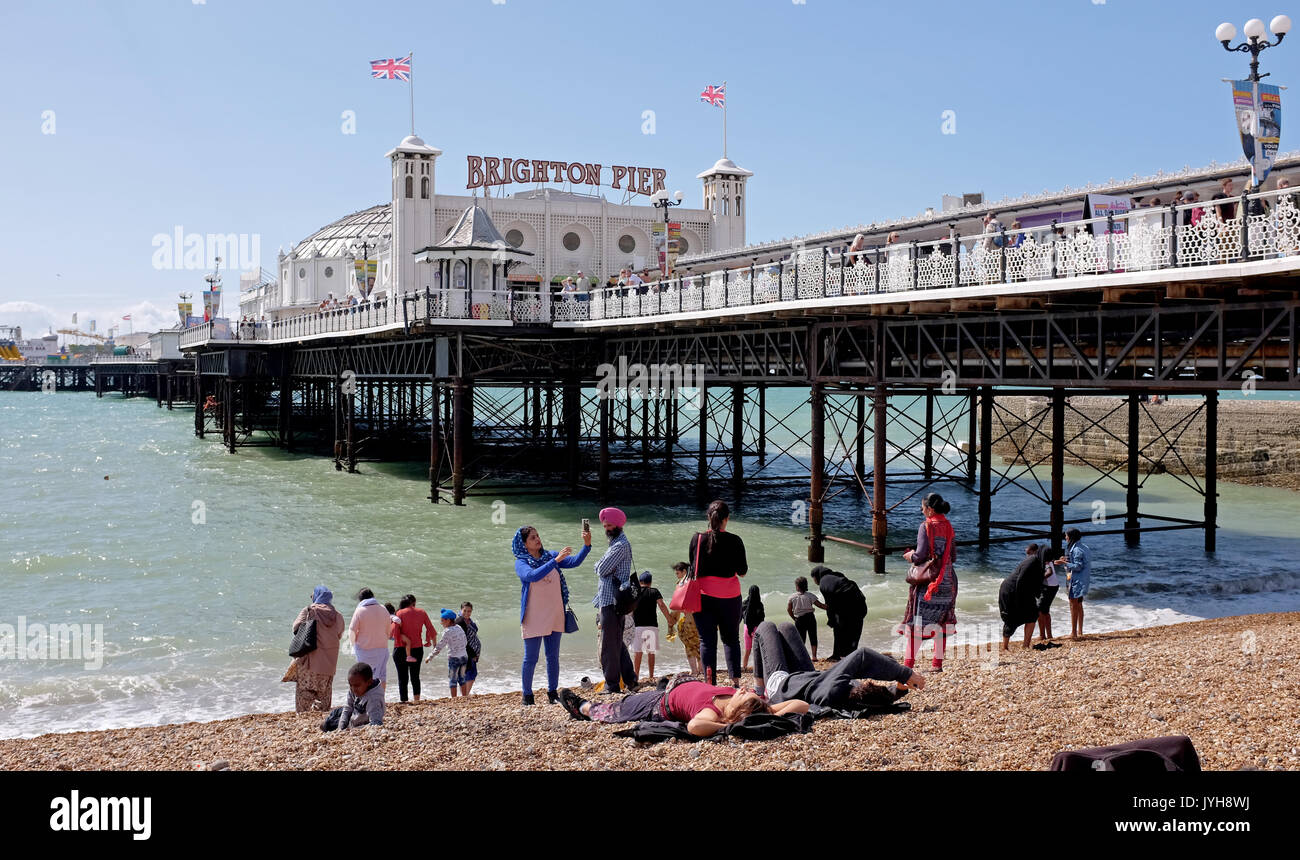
[670,533,705,614]
[289,608,318,658]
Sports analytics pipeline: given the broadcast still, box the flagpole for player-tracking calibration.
[409,51,415,136]
[723,80,728,158]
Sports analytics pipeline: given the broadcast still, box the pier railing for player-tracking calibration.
[178,188,1300,347]
[576,186,1300,321]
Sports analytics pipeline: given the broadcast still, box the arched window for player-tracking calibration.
[722,198,729,216]
[421,176,430,199]
[405,176,414,198]
[736,195,742,216]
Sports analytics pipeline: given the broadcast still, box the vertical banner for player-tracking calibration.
[667,221,682,275]
[202,291,214,322]
[651,223,668,275]
[178,302,192,327]
[210,285,222,320]
[354,259,378,296]
[1233,79,1282,187]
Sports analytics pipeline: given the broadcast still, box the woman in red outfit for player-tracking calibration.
[897,493,959,672]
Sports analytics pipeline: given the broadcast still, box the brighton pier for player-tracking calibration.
[13,156,1300,573]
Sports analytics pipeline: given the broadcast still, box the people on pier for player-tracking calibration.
[630,572,673,682]
[350,588,394,694]
[559,677,808,737]
[787,576,824,662]
[898,492,958,672]
[740,584,765,674]
[751,620,923,708]
[668,561,702,675]
[1058,528,1091,640]
[688,500,748,687]
[810,565,866,661]
[290,585,344,713]
[393,594,437,703]
[593,507,638,694]
[1000,543,1046,651]
[515,523,591,705]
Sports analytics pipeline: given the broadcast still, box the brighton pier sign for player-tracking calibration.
[466,156,666,196]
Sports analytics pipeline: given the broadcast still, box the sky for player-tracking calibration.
[0,0,1291,337]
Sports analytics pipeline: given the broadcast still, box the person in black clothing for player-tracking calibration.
[751,621,923,708]
[688,499,748,687]
[740,584,765,674]
[630,572,673,682]
[810,565,867,662]
[999,543,1046,651]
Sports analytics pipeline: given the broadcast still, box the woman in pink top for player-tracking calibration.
[560,679,807,737]
[687,500,748,687]
[514,524,592,706]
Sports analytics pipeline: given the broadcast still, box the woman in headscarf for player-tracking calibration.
[740,584,765,674]
[290,585,344,713]
[898,493,958,672]
[999,543,1045,651]
[514,523,592,706]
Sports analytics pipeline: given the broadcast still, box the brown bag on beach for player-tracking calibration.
[281,658,301,683]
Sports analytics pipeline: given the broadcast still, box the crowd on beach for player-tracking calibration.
[284,494,1095,737]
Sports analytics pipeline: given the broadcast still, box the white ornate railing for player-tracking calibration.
[178,189,1300,347]
[578,187,1300,321]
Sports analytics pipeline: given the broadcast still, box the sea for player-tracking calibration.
[3,389,1300,739]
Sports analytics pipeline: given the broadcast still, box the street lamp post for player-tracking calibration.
[650,189,685,275]
[1217,15,1291,82]
[347,238,379,299]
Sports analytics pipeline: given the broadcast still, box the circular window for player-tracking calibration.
[324,266,334,278]
[677,235,690,256]
[298,268,306,279]
[506,229,524,248]
[618,234,636,253]
[562,231,581,251]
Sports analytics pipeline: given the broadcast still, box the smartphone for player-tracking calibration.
[582,518,590,534]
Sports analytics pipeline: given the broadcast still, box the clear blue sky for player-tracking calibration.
[0,0,1291,335]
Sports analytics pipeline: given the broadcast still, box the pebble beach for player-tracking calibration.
[2,612,1295,772]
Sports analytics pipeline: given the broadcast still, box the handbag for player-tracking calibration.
[904,522,943,586]
[564,605,580,633]
[288,612,318,658]
[670,533,705,614]
[613,551,645,616]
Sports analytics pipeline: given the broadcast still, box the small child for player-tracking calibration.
[668,561,701,675]
[457,601,480,696]
[337,662,384,730]
[787,576,826,661]
[740,584,765,673]
[426,609,469,697]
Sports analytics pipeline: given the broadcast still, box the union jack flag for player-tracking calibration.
[370,55,412,82]
[700,84,726,108]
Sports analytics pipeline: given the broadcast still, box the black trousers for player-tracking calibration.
[599,605,637,692]
[830,611,864,660]
[693,593,742,684]
[392,647,423,702]
[793,612,818,649]
[752,621,816,684]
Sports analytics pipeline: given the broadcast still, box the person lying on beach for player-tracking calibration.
[559,678,808,738]
[750,620,923,709]
[334,662,384,730]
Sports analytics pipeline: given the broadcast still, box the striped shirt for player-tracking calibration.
[592,533,632,608]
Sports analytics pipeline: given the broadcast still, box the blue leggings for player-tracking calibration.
[522,630,563,696]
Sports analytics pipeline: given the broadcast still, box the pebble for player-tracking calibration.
[205,759,229,771]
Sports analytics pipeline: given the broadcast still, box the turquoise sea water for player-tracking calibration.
[3,390,1300,739]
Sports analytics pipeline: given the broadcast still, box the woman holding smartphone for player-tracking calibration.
[514,523,592,706]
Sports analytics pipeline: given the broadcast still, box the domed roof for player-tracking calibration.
[697,156,753,179]
[289,203,392,259]
[386,134,443,157]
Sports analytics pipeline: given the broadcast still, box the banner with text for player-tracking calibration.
[1232,79,1282,187]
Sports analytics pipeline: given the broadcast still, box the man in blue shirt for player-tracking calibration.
[1057,528,1092,640]
[593,507,638,694]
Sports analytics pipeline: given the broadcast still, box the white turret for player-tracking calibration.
[697,156,752,252]
[386,134,442,294]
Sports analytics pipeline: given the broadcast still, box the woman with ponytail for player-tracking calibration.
[687,500,748,686]
[898,493,959,672]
